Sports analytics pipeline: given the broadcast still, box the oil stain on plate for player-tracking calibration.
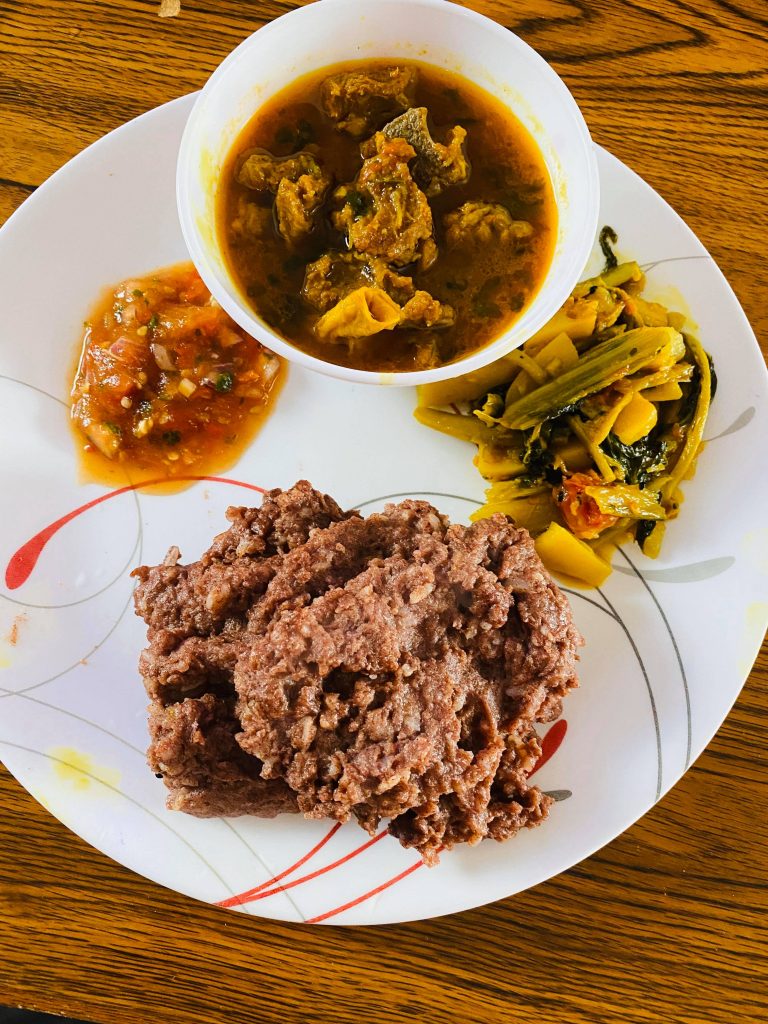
[49,746,121,793]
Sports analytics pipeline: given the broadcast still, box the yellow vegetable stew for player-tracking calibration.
[415,234,716,587]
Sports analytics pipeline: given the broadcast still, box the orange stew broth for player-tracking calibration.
[218,59,557,373]
[70,263,282,486]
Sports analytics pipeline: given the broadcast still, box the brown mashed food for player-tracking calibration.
[133,481,581,864]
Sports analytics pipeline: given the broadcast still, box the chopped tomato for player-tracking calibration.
[70,263,282,480]
[553,471,619,540]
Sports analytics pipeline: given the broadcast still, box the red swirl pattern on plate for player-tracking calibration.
[529,719,568,777]
[218,829,389,909]
[306,860,426,925]
[4,476,266,589]
[216,823,341,908]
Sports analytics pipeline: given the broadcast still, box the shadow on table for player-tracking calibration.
[1,1009,91,1024]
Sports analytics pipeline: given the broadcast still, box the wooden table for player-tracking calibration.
[1,2,766,1022]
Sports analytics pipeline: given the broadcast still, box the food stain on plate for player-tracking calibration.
[49,747,121,793]
[739,603,768,676]
[643,280,699,334]
[741,529,768,575]
[1,612,29,666]
[4,612,28,646]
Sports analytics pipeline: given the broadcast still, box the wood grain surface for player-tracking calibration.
[1,2,766,1022]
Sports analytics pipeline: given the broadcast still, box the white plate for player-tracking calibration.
[1,95,766,926]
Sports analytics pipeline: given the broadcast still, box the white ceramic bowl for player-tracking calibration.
[177,0,600,386]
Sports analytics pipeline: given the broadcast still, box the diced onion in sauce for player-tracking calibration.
[70,263,283,485]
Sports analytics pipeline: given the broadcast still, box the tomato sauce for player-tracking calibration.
[70,263,283,487]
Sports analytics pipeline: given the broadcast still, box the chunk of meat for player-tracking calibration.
[332,136,435,269]
[230,196,273,240]
[321,65,418,138]
[373,107,470,196]
[302,251,415,312]
[274,173,328,245]
[444,201,534,248]
[314,287,401,342]
[302,252,455,333]
[236,149,324,192]
[236,149,330,244]
[400,290,455,330]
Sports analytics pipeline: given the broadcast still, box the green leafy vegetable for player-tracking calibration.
[413,407,517,446]
[473,277,502,319]
[473,392,505,426]
[345,190,371,219]
[575,261,642,295]
[586,482,666,519]
[599,226,619,270]
[413,226,716,581]
[708,354,718,401]
[501,327,684,431]
[519,434,561,487]
[600,431,671,488]
[275,119,315,152]
[680,349,717,425]
[636,519,657,550]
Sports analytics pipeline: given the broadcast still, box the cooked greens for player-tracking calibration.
[415,246,715,585]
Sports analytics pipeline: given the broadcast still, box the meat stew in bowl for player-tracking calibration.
[218,60,557,373]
